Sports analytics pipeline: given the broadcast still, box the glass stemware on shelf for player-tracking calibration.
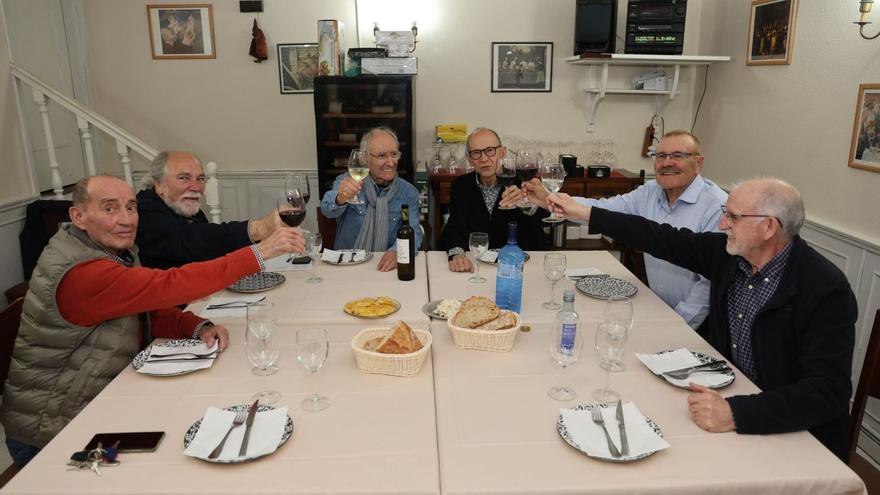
[592,321,629,404]
[540,162,566,223]
[468,232,489,283]
[297,327,331,412]
[497,154,517,210]
[542,253,566,310]
[246,302,281,404]
[347,149,369,205]
[304,230,323,284]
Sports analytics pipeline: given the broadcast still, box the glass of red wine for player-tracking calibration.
[497,154,517,210]
[515,149,538,210]
[277,188,307,228]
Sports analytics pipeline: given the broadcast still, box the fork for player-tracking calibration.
[208,409,248,459]
[663,365,732,380]
[206,296,266,310]
[591,405,621,457]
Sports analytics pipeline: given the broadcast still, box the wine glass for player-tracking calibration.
[548,317,582,401]
[347,150,369,205]
[540,162,566,223]
[297,327,331,412]
[593,321,629,404]
[468,232,489,283]
[515,150,537,209]
[246,302,281,404]
[277,188,306,228]
[604,296,634,337]
[542,253,566,310]
[304,230,322,284]
[497,154,517,210]
[285,173,311,206]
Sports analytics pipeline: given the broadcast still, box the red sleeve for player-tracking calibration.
[150,307,205,340]
[57,246,259,327]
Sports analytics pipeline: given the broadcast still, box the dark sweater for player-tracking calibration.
[590,207,857,461]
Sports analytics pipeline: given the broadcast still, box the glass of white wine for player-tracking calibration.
[541,162,566,223]
[347,150,369,205]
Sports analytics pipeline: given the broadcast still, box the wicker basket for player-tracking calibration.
[446,311,521,352]
[351,327,432,377]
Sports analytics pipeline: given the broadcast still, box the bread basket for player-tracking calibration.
[446,311,521,352]
[351,327,432,377]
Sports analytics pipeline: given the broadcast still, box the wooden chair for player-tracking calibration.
[0,297,24,395]
[850,309,880,461]
[6,200,71,304]
[316,207,337,250]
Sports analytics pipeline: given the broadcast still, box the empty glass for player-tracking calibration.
[604,295,634,337]
[542,253,566,310]
[297,327,331,411]
[304,230,323,283]
[593,321,629,404]
[246,302,281,404]
[468,232,489,283]
[548,312,582,401]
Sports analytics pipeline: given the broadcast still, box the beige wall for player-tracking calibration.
[0,5,34,203]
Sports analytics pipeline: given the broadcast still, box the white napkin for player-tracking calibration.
[136,342,218,375]
[480,251,498,263]
[560,402,670,459]
[635,348,730,388]
[321,249,342,262]
[184,406,288,461]
[148,341,217,358]
[564,267,607,282]
[322,249,367,263]
[263,256,313,272]
[198,295,266,318]
[352,250,367,262]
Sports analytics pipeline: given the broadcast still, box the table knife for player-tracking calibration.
[238,399,259,457]
[616,400,629,456]
[662,359,726,375]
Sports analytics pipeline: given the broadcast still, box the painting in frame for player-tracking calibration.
[491,42,553,93]
[147,4,216,59]
[277,43,319,94]
[848,83,880,173]
[746,0,797,66]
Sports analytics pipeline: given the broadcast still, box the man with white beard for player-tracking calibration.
[136,151,289,269]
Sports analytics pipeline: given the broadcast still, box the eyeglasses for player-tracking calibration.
[369,151,401,160]
[649,151,698,162]
[467,145,502,160]
[720,205,778,224]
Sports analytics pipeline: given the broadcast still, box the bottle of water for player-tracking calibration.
[556,290,579,353]
[495,221,525,312]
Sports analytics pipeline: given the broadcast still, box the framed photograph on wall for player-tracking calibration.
[491,42,553,93]
[848,83,880,173]
[146,4,215,59]
[746,0,798,66]
[278,43,319,94]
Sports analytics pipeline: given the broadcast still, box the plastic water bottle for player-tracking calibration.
[556,290,579,352]
[495,221,525,312]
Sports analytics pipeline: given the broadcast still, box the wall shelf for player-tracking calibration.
[564,54,730,132]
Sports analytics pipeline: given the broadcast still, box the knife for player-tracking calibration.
[661,359,726,375]
[616,400,629,456]
[238,399,259,457]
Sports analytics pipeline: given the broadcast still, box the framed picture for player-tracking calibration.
[277,43,319,94]
[491,42,553,93]
[146,4,215,59]
[848,83,880,173]
[746,0,798,66]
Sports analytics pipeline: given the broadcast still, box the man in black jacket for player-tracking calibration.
[136,151,291,269]
[439,128,549,272]
[549,178,857,461]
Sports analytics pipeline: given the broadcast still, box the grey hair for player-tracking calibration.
[466,128,503,151]
[359,127,399,154]
[733,177,805,239]
[140,151,202,189]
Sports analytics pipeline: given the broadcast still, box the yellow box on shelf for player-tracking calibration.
[435,124,468,143]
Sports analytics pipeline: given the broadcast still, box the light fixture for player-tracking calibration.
[856,0,880,40]
[373,22,418,56]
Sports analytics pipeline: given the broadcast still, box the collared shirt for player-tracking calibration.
[320,173,423,252]
[725,240,793,381]
[475,174,501,213]
[573,176,727,328]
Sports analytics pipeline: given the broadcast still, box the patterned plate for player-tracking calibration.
[575,276,638,300]
[228,272,286,293]
[557,403,663,463]
[321,250,374,266]
[655,349,735,389]
[184,404,294,464]
[480,249,531,264]
[132,339,214,377]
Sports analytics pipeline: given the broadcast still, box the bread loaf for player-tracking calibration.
[477,311,518,331]
[374,321,423,354]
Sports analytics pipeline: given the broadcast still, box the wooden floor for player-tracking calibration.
[852,452,880,494]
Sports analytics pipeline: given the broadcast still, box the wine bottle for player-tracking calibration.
[396,205,415,281]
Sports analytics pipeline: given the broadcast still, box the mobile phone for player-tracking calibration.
[290,255,311,265]
[84,431,165,453]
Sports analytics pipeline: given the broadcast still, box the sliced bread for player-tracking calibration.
[477,310,518,331]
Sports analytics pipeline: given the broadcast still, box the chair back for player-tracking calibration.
[19,199,72,279]
[316,207,337,250]
[850,309,880,460]
[0,297,24,394]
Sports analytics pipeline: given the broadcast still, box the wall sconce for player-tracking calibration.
[373,22,418,56]
[856,0,880,39]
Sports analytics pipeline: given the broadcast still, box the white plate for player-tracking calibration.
[422,299,461,320]
[131,339,216,376]
[655,349,735,389]
[556,403,663,463]
[322,249,374,265]
[228,272,286,293]
[183,404,294,464]
[575,276,638,299]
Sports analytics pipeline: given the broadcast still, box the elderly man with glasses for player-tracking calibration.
[439,127,550,272]
[546,178,857,462]
[320,127,422,272]
[525,130,727,330]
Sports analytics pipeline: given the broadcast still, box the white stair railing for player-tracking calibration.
[9,63,222,222]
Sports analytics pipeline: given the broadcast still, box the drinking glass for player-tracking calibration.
[297,328,331,411]
[468,232,489,283]
[604,295,634,335]
[246,302,281,404]
[347,150,369,205]
[497,154,517,210]
[515,150,537,209]
[593,322,629,404]
[276,188,306,228]
[285,173,311,206]
[542,253,567,310]
[304,230,323,284]
[548,321,582,401]
[540,162,566,223]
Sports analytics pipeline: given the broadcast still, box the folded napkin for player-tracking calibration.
[148,341,217,358]
[198,295,266,318]
[564,267,607,282]
[560,402,670,459]
[321,249,367,263]
[480,251,498,263]
[263,256,313,272]
[184,406,288,461]
[635,348,730,388]
[136,342,218,375]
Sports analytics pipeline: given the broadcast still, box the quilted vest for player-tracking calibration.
[0,224,142,447]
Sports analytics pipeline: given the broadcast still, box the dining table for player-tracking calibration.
[0,250,866,494]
